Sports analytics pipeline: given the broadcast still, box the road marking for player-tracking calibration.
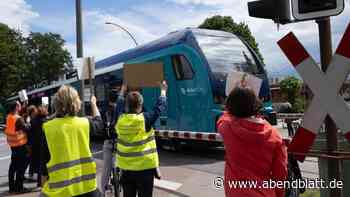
[92,151,103,155]
[0,155,10,160]
[0,150,103,161]
[154,179,182,191]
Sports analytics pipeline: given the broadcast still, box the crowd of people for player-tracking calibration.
[5,100,49,194]
[4,80,291,197]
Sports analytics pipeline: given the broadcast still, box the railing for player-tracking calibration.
[276,113,304,120]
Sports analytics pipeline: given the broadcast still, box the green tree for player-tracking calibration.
[280,76,304,112]
[199,15,264,64]
[0,23,29,101]
[25,32,73,84]
[0,24,73,101]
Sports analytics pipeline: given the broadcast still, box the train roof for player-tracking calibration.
[95,28,238,69]
[7,28,238,102]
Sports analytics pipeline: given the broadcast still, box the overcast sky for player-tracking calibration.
[1,0,349,77]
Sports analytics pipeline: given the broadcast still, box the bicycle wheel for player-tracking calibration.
[112,167,121,197]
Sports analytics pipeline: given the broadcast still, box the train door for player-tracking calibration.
[171,53,207,132]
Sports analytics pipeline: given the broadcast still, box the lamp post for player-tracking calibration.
[76,0,85,114]
[105,22,139,46]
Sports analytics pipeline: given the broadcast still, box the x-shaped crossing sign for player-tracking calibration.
[278,23,350,162]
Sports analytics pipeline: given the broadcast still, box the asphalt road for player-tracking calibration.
[0,126,318,197]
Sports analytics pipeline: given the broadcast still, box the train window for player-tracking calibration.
[194,33,264,75]
[171,55,194,80]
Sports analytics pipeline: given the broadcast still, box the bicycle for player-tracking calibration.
[285,120,305,197]
[110,135,121,197]
[104,118,122,197]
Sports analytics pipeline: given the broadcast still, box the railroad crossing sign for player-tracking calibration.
[277,23,350,162]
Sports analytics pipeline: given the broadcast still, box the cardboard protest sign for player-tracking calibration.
[124,62,164,88]
[18,90,28,102]
[76,57,95,80]
[225,71,262,96]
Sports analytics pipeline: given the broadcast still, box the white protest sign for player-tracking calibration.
[18,90,28,102]
[83,88,92,102]
[42,97,49,106]
[225,71,262,96]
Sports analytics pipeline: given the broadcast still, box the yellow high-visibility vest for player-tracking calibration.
[115,113,159,171]
[41,117,97,197]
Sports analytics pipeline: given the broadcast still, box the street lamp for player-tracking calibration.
[105,22,139,46]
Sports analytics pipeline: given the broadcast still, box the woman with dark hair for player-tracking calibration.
[217,87,288,197]
[26,105,38,181]
[30,106,48,187]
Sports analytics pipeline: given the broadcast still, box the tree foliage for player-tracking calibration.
[0,23,72,101]
[0,24,28,101]
[26,32,73,84]
[199,15,264,64]
[280,76,304,112]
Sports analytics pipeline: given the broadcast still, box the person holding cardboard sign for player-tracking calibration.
[113,81,167,197]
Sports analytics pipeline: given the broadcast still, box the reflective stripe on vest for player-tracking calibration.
[115,113,159,171]
[116,148,157,157]
[47,157,94,173]
[42,117,97,197]
[5,114,27,147]
[48,173,96,189]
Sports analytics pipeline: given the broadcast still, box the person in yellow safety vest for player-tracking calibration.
[40,85,104,197]
[114,81,167,197]
[5,101,30,194]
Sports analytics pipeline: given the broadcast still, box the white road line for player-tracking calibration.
[0,150,103,161]
[154,179,182,191]
[93,151,103,155]
[0,155,10,160]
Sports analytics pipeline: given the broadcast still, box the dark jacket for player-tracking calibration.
[29,115,47,173]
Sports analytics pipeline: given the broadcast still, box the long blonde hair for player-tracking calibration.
[53,85,81,117]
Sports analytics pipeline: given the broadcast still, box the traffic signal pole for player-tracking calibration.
[316,17,341,197]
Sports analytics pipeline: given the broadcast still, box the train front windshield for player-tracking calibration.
[194,32,268,104]
[195,33,263,75]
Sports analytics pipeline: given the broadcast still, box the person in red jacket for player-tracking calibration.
[217,87,288,197]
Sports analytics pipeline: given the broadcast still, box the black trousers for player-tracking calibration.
[121,169,155,197]
[74,189,100,197]
[8,145,28,191]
